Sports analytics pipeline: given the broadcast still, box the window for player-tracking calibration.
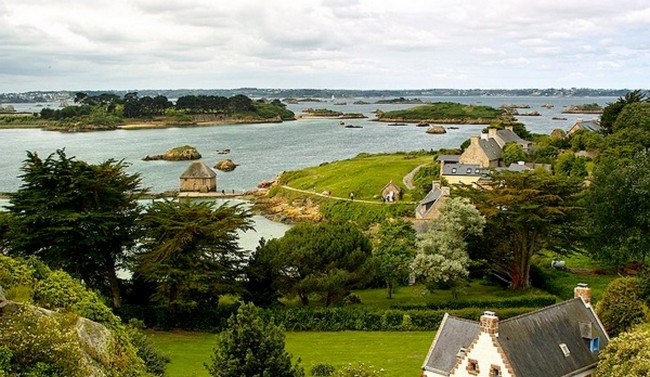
[451,168,457,173]
[490,365,501,377]
[590,337,600,352]
[467,359,479,375]
[559,343,571,357]
[475,168,480,174]
[466,168,472,174]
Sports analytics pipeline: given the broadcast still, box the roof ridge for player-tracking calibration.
[500,297,580,323]
[444,314,481,325]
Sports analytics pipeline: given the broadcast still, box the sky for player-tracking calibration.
[1,0,649,92]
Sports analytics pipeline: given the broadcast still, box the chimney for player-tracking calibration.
[574,283,592,305]
[432,181,440,190]
[480,132,489,140]
[517,161,525,166]
[470,135,480,146]
[505,125,514,132]
[480,311,499,335]
[488,128,497,139]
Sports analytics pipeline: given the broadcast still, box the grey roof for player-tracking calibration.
[575,119,601,133]
[179,161,217,179]
[423,314,480,374]
[478,138,502,161]
[499,298,608,377]
[419,187,442,205]
[435,154,461,163]
[442,163,490,177]
[381,180,402,192]
[424,298,609,377]
[496,128,530,146]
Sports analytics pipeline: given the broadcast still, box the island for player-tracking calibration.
[143,145,202,161]
[374,97,424,104]
[0,93,295,132]
[375,102,507,124]
[562,103,604,114]
[299,108,366,119]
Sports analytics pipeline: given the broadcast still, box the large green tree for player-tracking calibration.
[600,89,648,135]
[135,199,253,312]
[374,219,416,299]
[247,223,373,306]
[582,151,650,264]
[458,170,582,289]
[205,303,304,377]
[7,150,147,307]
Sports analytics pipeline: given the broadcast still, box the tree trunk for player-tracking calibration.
[387,281,393,299]
[299,292,309,306]
[104,253,122,308]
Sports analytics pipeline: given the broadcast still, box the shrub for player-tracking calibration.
[343,294,362,305]
[596,277,650,337]
[126,320,169,376]
[311,363,336,376]
[596,324,650,377]
[334,363,384,377]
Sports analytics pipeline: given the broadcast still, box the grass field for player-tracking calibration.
[279,152,434,201]
[149,331,434,377]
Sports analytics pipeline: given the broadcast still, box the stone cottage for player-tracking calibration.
[381,180,402,202]
[421,284,608,377]
[179,161,217,193]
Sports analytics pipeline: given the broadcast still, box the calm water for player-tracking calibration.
[0,95,612,247]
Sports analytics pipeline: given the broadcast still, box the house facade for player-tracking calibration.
[415,182,450,221]
[381,180,402,202]
[422,284,608,377]
[179,161,217,193]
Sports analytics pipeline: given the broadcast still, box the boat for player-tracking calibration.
[387,123,408,127]
[447,126,459,129]
[416,122,430,127]
[344,124,363,129]
[552,117,568,121]
[216,148,231,154]
[339,121,345,125]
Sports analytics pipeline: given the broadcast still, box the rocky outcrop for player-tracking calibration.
[143,145,201,161]
[426,125,447,134]
[214,159,237,172]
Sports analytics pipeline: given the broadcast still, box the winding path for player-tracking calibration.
[279,185,417,205]
[402,163,428,190]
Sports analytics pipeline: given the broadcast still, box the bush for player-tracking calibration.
[311,363,336,376]
[334,363,384,377]
[596,324,650,377]
[127,320,169,376]
[596,277,650,337]
[390,296,556,311]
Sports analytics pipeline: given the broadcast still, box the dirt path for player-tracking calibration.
[403,163,428,190]
[280,185,416,205]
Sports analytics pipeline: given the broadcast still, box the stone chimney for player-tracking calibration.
[432,181,440,191]
[505,125,514,132]
[470,135,480,146]
[480,132,489,140]
[480,311,499,335]
[574,283,592,306]
[488,128,497,139]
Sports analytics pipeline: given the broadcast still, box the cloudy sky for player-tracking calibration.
[1,0,649,92]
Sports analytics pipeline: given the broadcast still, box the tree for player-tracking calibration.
[596,323,650,377]
[596,277,649,337]
[502,142,526,166]
[134,199,253,312]
[247,223,373,306]
[411,197,485,296]
[458,170,582,289]
[583,151,650,264]
[554,152,588,178]
[374,220,416,299]
[600,90,648,135]
[205,303,304,377]
[7,150,147,307]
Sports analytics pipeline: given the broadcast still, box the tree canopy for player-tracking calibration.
[6,150,147,307]
[458,170,583,289]
[134,199,253,312]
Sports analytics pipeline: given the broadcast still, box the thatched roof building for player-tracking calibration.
[179,161,217,193]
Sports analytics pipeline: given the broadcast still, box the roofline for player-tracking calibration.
[500,298,579,324]
[584,297,611,341]
[422,313,449,370]
[559,362,598,377]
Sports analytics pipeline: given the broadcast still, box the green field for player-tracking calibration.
[149,331,434,377]
[278,152,434,201]
[377,102,504,123]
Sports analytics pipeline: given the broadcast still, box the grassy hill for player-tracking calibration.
[377,102,505,123]
[278,152,434,202]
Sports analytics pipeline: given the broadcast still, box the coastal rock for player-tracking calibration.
[143,145,201,161]
[215,159,237,172]
[425,125,447,134]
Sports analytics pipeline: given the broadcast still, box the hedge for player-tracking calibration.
[389,296,557,311]
[117,305,538,332]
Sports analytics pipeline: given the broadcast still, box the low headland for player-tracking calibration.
[375,102,508,124]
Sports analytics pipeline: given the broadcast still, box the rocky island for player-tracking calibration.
[143,145,202,161]
[562,103,604,114]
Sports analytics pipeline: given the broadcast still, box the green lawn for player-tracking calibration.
[149,331,434,377]
[279,152,434,201]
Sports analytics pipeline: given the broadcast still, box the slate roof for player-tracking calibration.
[478,138,502,161]
[179,161,217,179]
[441,163,490,177]
[381,180,402,193]
[435,155,461,163]
[571,119,601,133]
[499,298,608,377]
[422,298,609,377]
[422,314,480,375]
[496,129,529,145]
[419,187,442,205]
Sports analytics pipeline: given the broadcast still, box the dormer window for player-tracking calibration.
[467,168,472,174]
[490,365,501,377]
[475,168,480,174]
[451,168,457,173]
[590,337,600,353]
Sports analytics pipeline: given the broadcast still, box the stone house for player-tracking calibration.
[488,126,533,151]
[381,180,402,202]
[441,163,491,186]
[421,284,608,377]
[179,161,217,193]
[459,136,502,168]
[566,119,601,138]
[415,182,450,221]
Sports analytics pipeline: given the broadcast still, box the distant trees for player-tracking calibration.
[6,150,147,308]
[458,170,583,289]
[134,200,253,312]
[246,223,373,307]
[205,303,304,377]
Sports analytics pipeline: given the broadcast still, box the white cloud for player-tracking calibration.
[0,0,648,91]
